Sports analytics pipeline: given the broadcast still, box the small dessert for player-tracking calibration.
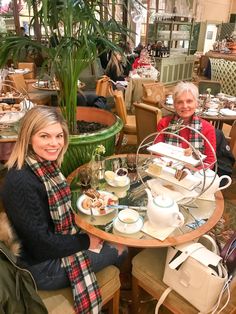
[85,188,100,199]
[192,150,200,160]
[116,168,128,176]
[184,147,192,156]
[148,163,163,176]
[175,167,188,181]
[82,197,92,209]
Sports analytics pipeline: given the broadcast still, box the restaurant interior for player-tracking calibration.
[0,0,236,313]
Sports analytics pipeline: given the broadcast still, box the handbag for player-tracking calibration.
[142,82,165,105]
[220,232,236,275]
[155,236,230,314]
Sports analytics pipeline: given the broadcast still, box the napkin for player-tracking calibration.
[142,221,176,241]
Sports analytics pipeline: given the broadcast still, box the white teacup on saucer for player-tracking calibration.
[113,208,143,234]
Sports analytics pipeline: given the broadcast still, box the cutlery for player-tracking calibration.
[106,204,147,211]
[89,208,96,222]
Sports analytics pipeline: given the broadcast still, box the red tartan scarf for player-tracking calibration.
[164,114,204,152]
[26,157,102,314]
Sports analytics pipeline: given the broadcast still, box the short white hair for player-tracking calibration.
[173,81,199,102]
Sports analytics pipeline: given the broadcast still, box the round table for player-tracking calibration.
[162,103,236,129]
[68,154,224,248]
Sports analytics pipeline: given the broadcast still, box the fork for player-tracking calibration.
[89,208,96,222]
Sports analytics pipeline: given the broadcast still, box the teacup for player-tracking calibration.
[116,209,141,233]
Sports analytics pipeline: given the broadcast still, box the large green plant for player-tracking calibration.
[0,0,129,134]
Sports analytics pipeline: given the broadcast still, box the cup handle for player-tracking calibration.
[172,212,185,227]
[217,175,232,191]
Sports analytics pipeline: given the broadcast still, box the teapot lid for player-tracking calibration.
[153,195,174,208]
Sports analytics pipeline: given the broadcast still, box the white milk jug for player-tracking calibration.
[194,169,232,200]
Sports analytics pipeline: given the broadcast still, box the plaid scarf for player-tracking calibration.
[164,114,204,152]
[26,157,102,314]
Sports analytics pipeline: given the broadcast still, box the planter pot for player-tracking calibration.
[61,107,123,177]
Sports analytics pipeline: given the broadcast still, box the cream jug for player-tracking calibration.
[145,189,184,229]
[194,169,232,200]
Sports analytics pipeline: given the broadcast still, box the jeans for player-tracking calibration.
[27,243,127,290]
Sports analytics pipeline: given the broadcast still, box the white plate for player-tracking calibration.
[106,176,130,187]
[147,178,198,204]
[146,164,201,190]
[113,216,143,234]
[147,142,206,167]
[77,191,117,216]
[204,111,218,116]
[219,108,236,116]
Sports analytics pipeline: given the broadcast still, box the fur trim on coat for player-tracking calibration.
[0,212,20,256]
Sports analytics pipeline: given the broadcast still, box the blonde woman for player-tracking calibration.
[105,51,126,82]
[2,106,127,314]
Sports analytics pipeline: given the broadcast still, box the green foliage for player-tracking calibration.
[0,0,130,133]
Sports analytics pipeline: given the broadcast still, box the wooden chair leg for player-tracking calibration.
[132,276,141,314]
[108,289,120,314]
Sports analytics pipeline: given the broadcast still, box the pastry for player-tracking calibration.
[82,197,92,209]
[85,188,100,199]
[184,147,192,156]
[175,168,188,181]
[148,163,163,176]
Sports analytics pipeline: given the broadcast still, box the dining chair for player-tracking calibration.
[198,80,221,95]
[133,102,162,145]
[38,265,121,314]
[132,248,236,314]
[17,62,36,79]
[229,121,236,161]
[113,90,136,151]
[8,74,52,106]
[197,55,209,76]
[141,82,165,108]
[96,75,114,98]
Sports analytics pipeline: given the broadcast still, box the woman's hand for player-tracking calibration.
[88,234,103,250]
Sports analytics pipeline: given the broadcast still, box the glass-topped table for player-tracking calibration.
[67,154,224,248]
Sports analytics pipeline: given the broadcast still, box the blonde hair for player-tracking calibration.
[173,81,199,102]
[7,106,69,169]
[105,51,124,78]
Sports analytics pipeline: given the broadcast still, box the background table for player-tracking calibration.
[68,154,224,248]
[162,103,236,129]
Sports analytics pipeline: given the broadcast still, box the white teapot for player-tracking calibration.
[194,169,232,200]
[145,188,184,229]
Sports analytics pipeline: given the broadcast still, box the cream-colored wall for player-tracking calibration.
[230,0,236,13]
[195,0,232,23]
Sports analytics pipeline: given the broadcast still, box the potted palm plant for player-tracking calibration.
[0,0,129,176]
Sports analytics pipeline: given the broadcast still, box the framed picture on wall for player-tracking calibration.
[206,31,213,40]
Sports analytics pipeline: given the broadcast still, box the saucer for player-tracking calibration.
[106,176,130,187]
[113,216,143,234]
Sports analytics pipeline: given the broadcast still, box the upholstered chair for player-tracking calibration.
[132,248,236,313]
[38,265,121,314]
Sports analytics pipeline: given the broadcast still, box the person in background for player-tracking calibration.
[19,26,29,37]
[105,50,126,83]
[132,48,151,69]
[1,106,127,313]
[155,81,216,167]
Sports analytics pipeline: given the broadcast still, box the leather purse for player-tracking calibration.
[155,236,230,314]
[142,82,165,105]
[220,232,236,275]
